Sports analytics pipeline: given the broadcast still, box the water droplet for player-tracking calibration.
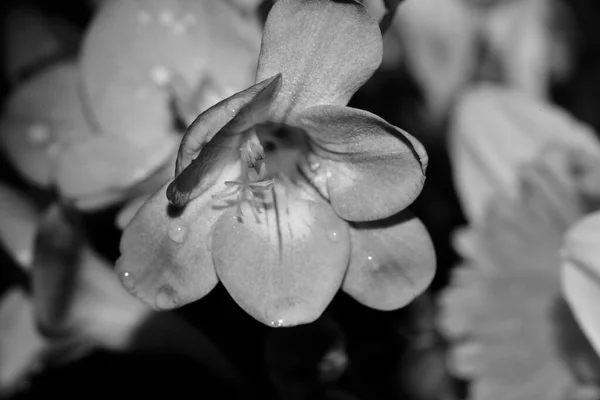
[121,271,136,291]
[327,229,340,242]
[158,9,175,26]
[225,98,244,117]
[27,124,50,145]
[172,22,186,35]
[150,65,171,86]
[270,319,284,327]
[155,287,179,310]
[182,14,197,26]
[137,10,152,24]
[168,222,187,243]
[46,142,61,158]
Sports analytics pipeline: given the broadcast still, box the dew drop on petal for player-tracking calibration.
[27,124,51,145]
[158,9,175,26]
[46,142,62,158]
[137,10,152,24]
[225,98,244,117]
[168,222,187,243]
[327,229,341,242]
[182,14,197,26]
[172,22,186,35]
[121,271,136,292]
[150,65,171,86]
[270,319,284,327]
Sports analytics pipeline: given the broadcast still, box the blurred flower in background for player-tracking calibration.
[439,88,600,399]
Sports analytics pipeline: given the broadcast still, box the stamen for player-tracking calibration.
[212,149,275,220]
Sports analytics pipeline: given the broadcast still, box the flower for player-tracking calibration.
[440,91,600,398]
[117,0,434,327]
[0,0,261,210]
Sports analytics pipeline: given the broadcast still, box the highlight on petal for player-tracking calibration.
[168,74,281,207]
[0,288,45,397]
[0,183,40,268]
[55,133,178,209]
[298,105,427,222]
[342,210,436,310]
[0,62,93,187]
[211,183,351,327]
[81,0,260,146]
[392,0,477,120]
[117,166,243,310]
[450,85,600,223]
[256,0,382,119]
[562,211,600,357]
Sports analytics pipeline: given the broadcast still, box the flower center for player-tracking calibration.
[212,122,320,219]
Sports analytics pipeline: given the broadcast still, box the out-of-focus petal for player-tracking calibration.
[167,74,281,206]
[81,0,260,146]
[392,0,476,120]
[0,183,39,268]
[450,85,600,223]
[32,205,239,380]
[484,0,572,98]
[256,0,382,120]
[0,288,45,397]
[0,62,93,187]
[55,134,178,208]
[342,211,435,310]
[116,163,242,310]
[211,183,351,327]
[562,211,600,357]
[298,105,426,222]
[1,6,79,85]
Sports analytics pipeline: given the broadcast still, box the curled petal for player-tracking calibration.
[55,134,178,209]
[562,211,600,357]
[342,210,436,310]
[298,105,427,221]
[211,183,351,327]
[0,183,39,268]
[116,163,241,310]
[256,0,382,120]
[167,74,281,207]
[0,62,93,187]
[81,0,260,146]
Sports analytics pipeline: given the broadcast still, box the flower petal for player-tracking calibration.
[449,85,600,224]
[0,183,40,269]
[0,288,45,396]
[167,74,281,207]
[256,0,382,119]
[116,164,241,310]
[55,133,178,208]
[342,210,435,310]
[298,105,427,222]
[562,211,600,357]
[211,182,351,327]
[0,62,93,187]
[81,0,260,146]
